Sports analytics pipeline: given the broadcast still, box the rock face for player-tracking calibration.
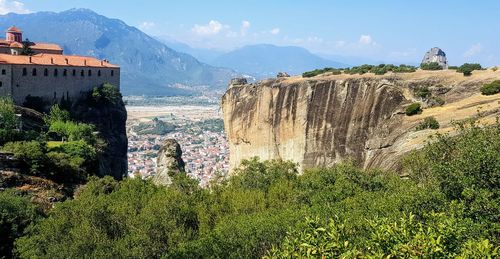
[229,78,248,88]
[72,96,128,180]
[277,72,290,78]
[222,71,500,172]
[153,139,185,186]
[422,47,448,69]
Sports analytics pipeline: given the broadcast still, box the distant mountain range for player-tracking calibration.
[0,9,235,95]
[210,44,348,78]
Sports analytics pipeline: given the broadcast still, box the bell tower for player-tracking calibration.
[6,26,22,42]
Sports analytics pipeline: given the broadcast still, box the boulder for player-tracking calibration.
[229,78,248,88]
[277,72,290,78]
[421,47,448,69]
[153,139,185,186]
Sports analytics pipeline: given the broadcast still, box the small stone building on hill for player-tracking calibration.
[0,26,120,105]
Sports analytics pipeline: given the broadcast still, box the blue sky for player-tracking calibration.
[2,0,499,65]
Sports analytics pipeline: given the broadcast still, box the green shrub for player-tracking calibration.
[480,80,500,95]
[92,83,122,105]
[457,63,482,76]
[303,68,341,78]
[0,97,18,131]
[44,104,70,125]
[416,116,440,130]
[2,141,47,173]
[414,87,431,99]
[0,190,42,258]
[405,103,422,116]
[48,121,96,145]
[492,66,498,72]
[420,62,443,70]
[429,96,445,106]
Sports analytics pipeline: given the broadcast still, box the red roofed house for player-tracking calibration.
[0,26,120,105]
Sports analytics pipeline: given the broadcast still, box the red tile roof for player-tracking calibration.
[7,26,22,33]
[0,53,119,68]
[30,43,63,51]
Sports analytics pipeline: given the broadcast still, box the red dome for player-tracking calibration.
[7,26,22,33]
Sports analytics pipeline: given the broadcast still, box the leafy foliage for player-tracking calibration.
[92,83,122,105]
[302,67,341,77]
[405,102,422,116]
[0,190,42,258]
[481,80,500,95]
[416,116,440,130]
[420,62,443,70]
[457,63,482,76]
[20,39,35,56]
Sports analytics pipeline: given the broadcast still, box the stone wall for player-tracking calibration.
[0,64,120,104]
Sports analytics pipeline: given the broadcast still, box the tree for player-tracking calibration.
[420,62,443,70]
[20,38,35,56]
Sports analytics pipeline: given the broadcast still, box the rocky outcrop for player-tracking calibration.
[277,72,290,78]
[222,70,500,172]
[422,47,448,69]
[72,96,128,180]
[153,139,185,186]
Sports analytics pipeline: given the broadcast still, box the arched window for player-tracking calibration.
[0,81,3,87]
[98,70,101,77]
[44,68,48,76]
[88,70,92,76]
[72,69,76,76]
[111,70,114,77]
[1,69,5,75]
[81,70,84,77]
[63,69,67,76]
[22,67,27,76]
[54,69,58,77]
[32,68,37,76]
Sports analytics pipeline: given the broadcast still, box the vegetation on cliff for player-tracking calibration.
[481,80,500,95]
[7,119,498,258]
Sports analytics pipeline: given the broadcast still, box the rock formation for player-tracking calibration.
[72,96,128,180]
[229,78,248,88]
[277,72,290,78]
[222,70,500,172]
[153,139,185,186]
[422,47,448,69]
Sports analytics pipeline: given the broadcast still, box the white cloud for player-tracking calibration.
[138,21,156,31]
[359,34,375,45]
[240,20,251,36]
[270,28,280,35]
[335,40,346,48]
[0,0,30,15]
[463,43,482,57]
[192,20,226,36]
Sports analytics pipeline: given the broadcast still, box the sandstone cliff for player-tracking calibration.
[222,70,500,172]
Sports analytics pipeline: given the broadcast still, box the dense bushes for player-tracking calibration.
[457,63,482,76]
[92,83,122,105]
[13,119,500,258]
[481,80,500,95]
[302,67,341,77]
[0,191,42,258]
[416,116,440,130]
[302,64,417,77]
[420,62,443,70]
[405,102,422,116]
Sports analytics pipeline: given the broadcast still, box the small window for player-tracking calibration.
[22,67,27,76]
[88,70,92,76]
[44,68,48,76]
[72,69,76,76]
[0,81,2,87]
[98,70,101,77]
[63,69,67,76]
[111,70,114,76]
[54,69,58,77]
[32,68,37,76]
[81,70,84,77]
[1,69,6,75]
